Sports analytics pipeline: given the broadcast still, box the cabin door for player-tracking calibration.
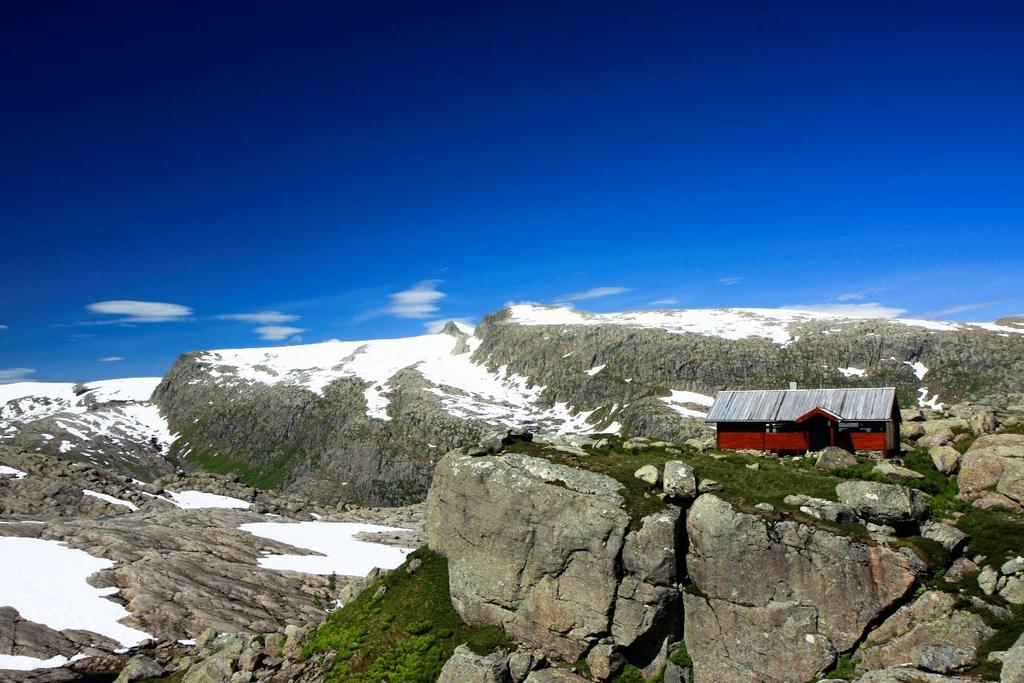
[806,416,831,451]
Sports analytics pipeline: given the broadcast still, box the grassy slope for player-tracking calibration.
[302,547,509,683]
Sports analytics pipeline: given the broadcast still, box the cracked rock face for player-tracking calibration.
[427,451,683,664]
[426,451,631,660]
[683,495,925,683]
[853,590,994,675]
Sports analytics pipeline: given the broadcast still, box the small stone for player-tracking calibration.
[585,643,624,681]
[1000,556,1024,576]
[593,438,613,451]
[634,464,661,486]
[663,461,697,500]
[698,479,723,493]
[872,462,925,480]
[920,521,970,554]
[929,446,961,474]
[815,447,857,471]
[508,651,535,682]
[1000,576,1024,604]
[755,502,774,512]
[978,568,999,595]
[944,557,980,583]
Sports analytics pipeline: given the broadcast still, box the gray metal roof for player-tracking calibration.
[705,387,898,423]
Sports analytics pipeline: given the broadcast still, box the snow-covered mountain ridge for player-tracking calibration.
[4,304,1023,503]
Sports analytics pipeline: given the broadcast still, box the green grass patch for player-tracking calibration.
[970,605,1024,679]
[302,547,509,682]
[506,437,864,534]
[822,653,856,680]
[186,446,291,489]
[610,663,661,683]
[957,507,1024,568]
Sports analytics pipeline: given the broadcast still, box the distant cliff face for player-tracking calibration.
[144,305,1024,504]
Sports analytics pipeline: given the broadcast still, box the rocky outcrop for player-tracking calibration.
[426,449,683,665]
[683,495,925,683]
[426,451,630,660]
[958,433,1024,509]
[852,591,994,674]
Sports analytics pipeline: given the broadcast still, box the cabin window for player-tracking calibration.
[766,422,788,433]
[839,421,885,432]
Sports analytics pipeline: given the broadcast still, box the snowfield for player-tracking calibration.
[198,331,607,433]
[505,304,1024,343]
[239,521,412,576]
[0,537,152,649]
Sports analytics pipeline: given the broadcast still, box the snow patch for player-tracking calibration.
[82,490,139,511]
[659,390,715,419]
[838,366,867,378]
[917,388,944,410]
[0,537,152,649]
[0,465,27,479]
[166,490,250,510]
[905,361,929,380]
[239,521,412,576]
[585,365,606,377]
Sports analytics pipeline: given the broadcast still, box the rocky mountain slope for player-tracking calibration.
[148,304,1024,505]
[0,445,423,680]
[4,305,1024,507]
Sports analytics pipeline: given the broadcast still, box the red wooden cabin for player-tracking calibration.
[705,387,900,456]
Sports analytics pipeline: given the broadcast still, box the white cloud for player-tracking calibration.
[387,280,446,319]
[919,300,1005,318]
[100,356,124,362]
[788,302,907,318]
[717,277,743,286]
[556,286,630,302]
[255,325,306,341]
[424,318,475,334]
[0,324,7,330]
[86,300,192,323]
[0,368,35,384]
[649,298,679,306]
[836,292,865,301]
[214,311,299,324]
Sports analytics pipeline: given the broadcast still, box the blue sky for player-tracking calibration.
[1,1,1022,382]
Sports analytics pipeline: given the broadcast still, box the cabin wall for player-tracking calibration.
[717,422,891,454]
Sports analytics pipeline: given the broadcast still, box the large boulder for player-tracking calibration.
[683,495,924,683]
[436,644,511,683]
[959,433,1024,508]
[835,480,931,530]
[426,451,630,660]
[852,590,994,675]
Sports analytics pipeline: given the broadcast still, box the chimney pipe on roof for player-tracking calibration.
[789,381,798,390]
